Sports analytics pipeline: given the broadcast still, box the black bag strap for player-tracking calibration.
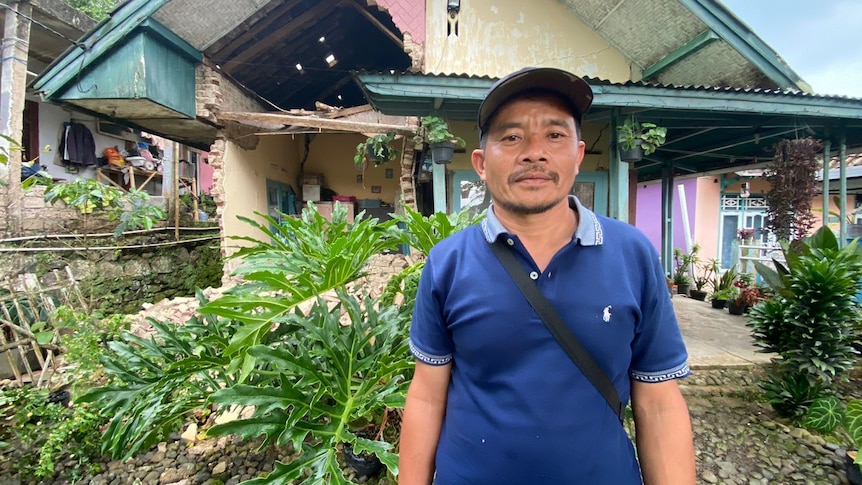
[490,239,625,422]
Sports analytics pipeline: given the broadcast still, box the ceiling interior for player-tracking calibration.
[162,0,412,111]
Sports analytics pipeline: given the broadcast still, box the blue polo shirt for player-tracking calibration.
[409,196,689,484]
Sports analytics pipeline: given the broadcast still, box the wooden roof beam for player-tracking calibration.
[210,0,305,60]
[222,0,338,71]
[642,30,719,79]
[218,112,416,136]
[343,0,403,49]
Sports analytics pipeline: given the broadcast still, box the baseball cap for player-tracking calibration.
[478,67,593,138]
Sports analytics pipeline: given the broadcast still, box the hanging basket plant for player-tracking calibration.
[354,132,400,167]
[617,116,667,163]
[416,116,465,164]
[763,137,821,241]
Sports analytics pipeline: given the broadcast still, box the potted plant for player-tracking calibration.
[708,266,737,309]
[616,116,667,162]
[672,245,699,295]
[690,258,716,301]
[354,132,400,167]
[417,116,466,164]
[727,278,762,315]
[804,396,862,484]
[709,288,733,309]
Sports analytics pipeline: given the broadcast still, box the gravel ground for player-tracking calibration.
[3,366,860,485]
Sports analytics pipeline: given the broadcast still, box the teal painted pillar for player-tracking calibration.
[839,132,847,245]
[822,139,831,227]
[433,163,447,213]
[608,109,629,222]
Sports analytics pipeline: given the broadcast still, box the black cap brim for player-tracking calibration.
[478,67,593,137]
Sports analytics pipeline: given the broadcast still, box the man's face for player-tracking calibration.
[472,94,585,216]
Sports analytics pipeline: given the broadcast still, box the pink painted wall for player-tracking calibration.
[635,178,699,256]
[374,0,425,43]
[199,155,213,194]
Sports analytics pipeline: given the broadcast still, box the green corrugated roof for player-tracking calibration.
[354,71,862,121]
[31,0,200,98]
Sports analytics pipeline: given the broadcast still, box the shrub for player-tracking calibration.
[749,226,862,417]
[0,386,107,481]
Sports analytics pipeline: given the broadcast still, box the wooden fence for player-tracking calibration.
[0,267,87,388]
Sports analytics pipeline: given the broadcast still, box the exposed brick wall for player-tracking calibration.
[206,135,229,267]
[399,117,420,212]
[196,64,266,124]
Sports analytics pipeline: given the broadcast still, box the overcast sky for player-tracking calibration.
[720,0,862,98]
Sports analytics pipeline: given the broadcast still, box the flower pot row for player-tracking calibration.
[707,298,748,314]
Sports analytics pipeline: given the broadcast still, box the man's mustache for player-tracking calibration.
[508,169,560,184]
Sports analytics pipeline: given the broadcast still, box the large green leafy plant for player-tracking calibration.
[80,203,482,484]
[78,291,240,460]
[748,226,862,418]
[207,291,412,484]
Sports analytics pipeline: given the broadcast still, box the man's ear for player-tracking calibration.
[471,149,487,181]
[574,140,586,171]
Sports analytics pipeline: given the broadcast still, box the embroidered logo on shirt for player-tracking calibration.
[602,305,612,323]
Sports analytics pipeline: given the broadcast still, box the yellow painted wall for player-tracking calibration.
[812,194,855,234]
[303,134,402,204]
[424,0,633,82]
[222,136,300,248]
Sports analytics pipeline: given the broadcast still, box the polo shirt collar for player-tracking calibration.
[481,195,604,246]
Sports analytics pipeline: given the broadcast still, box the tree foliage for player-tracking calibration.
[763,137,822,241]
[62,0,119,21]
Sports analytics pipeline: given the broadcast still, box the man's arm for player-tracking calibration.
[398,361,451,485]
[631,379,695,485]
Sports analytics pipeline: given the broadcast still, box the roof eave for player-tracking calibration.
[31,0,173,96]
[680,0,810,92]
[354,72,862,121]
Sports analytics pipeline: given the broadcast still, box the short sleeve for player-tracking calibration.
[629,252,690,382]
[409,255,455,366]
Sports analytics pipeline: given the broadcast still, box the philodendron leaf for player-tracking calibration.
[845,399,862,449]
[209,382,309,416]
[206,410,291,450]
[805,396,843,433]
[240,447,339,485]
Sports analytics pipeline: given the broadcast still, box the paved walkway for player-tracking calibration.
[672,295,773,368]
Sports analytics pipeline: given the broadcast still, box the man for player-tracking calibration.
[399,67,695,484]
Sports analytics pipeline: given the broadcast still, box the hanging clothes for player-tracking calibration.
[58,122,97,167]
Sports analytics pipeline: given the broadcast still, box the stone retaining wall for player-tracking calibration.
[0,233,223,315]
